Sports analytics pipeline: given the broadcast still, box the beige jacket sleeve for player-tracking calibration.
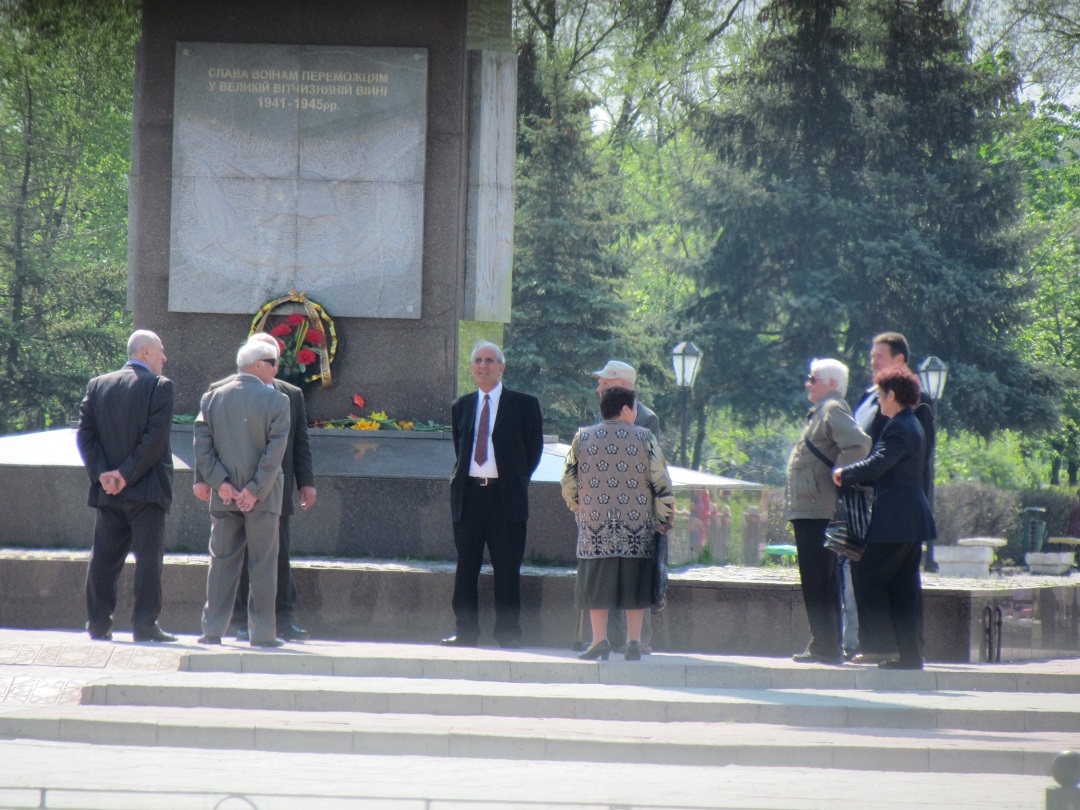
[560,431,581,511]
[823,399,872,467]
[646,431,675,524]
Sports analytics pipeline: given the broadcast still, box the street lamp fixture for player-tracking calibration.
[671,341,703,467]
[917,356,948,400]
[916,355,947,574]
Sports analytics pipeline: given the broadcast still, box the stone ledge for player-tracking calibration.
[1,552,1078,662]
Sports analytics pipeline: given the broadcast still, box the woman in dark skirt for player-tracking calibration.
[561,386,674,661]
[832,366,936,670]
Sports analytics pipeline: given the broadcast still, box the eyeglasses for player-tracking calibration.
[259,358,279,367]
[806,375,820,384]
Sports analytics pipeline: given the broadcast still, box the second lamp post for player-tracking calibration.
[671,341,703,468]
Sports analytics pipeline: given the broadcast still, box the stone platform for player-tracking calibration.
[1,551,1077,663]
[0,628,1074,808]
[0,425,764,566]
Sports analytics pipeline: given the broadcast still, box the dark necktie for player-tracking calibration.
[474,394,491,465]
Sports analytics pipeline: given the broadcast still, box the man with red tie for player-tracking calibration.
[442,341,544,649]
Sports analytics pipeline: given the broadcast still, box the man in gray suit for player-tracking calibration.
[194,332,317,642]
[194,336,291,647]
[593,361,659,436]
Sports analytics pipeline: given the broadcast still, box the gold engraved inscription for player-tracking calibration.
[205,67,391,110]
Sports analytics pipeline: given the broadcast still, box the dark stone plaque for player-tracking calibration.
[169,43,427,318]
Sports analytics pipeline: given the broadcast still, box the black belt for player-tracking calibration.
[469,477,499,487]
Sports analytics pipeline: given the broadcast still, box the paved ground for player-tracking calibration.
[0,628,1075,809]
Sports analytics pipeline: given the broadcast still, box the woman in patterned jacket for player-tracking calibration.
[561,386,674,661]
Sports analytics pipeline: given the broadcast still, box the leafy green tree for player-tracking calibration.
[505,5,629,438]
[958,0,1080,101]
[1008,101,1080,483]
[684,0,1064,438]
[0,0,138,433]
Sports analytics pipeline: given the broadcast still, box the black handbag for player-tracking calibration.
[824,486,872,561]
[804,437,871,560]
[652,529,668,610]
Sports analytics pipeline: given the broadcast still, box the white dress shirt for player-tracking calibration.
[854,385,879,434]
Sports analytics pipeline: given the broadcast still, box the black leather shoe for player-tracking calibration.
[197,635,221,645]
[879,659,923,670]
[88,630,112,641]
[251,638,285,648]
[578,639,611,661]
[280,624,310,641]
[793,652,844,665]
[440,635,478,647]
[624,641,642,662]
[133,625,177,643]
[498,639,521,649]
[234,626,249,641]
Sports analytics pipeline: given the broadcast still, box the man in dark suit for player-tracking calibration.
[193,332,316,642]
[442,341,544,649]
[853,332,936,497]
[77,330,176,642]
[194,336,291,647]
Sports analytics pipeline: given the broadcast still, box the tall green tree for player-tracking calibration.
[685,0,1063,437]
[505,5,628,438]
[1008,101,1080,483]
[507,0,752,453]
[0,0,138,433]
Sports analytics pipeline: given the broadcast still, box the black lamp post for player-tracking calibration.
[917,355,948,572]
[917,355,948,401]
[671,341,703,468]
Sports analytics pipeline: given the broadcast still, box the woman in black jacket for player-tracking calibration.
[832,367,936,670]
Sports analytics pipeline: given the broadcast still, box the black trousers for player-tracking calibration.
[451,479,527,644]
[853,541,923,663]
[85,501,166,635]
[233,514,297,627]
[792,518,842,658]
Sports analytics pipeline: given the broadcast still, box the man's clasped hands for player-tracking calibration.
[191,480,258,511]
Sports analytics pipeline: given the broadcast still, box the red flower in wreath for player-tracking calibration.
[250,292,336,387]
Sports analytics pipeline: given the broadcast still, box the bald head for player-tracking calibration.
[127,330,166,375]
[127,330,159,358]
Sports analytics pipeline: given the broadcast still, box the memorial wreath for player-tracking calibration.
[250,290,337,387]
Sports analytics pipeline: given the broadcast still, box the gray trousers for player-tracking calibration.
[201,509,280,643]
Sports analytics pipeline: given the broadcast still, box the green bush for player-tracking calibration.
[766,481,1078,566]
[934,483,1019,545]
[766,486,795,546]
[934,483,1076,564]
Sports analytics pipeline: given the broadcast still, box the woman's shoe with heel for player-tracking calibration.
[624,640,642,661]
[577,639,612,661]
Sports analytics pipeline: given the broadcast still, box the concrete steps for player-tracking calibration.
[0,702,1070,776]
[180,645,1080,693]
[0,642,1074,779]
[80,671,1080,732]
